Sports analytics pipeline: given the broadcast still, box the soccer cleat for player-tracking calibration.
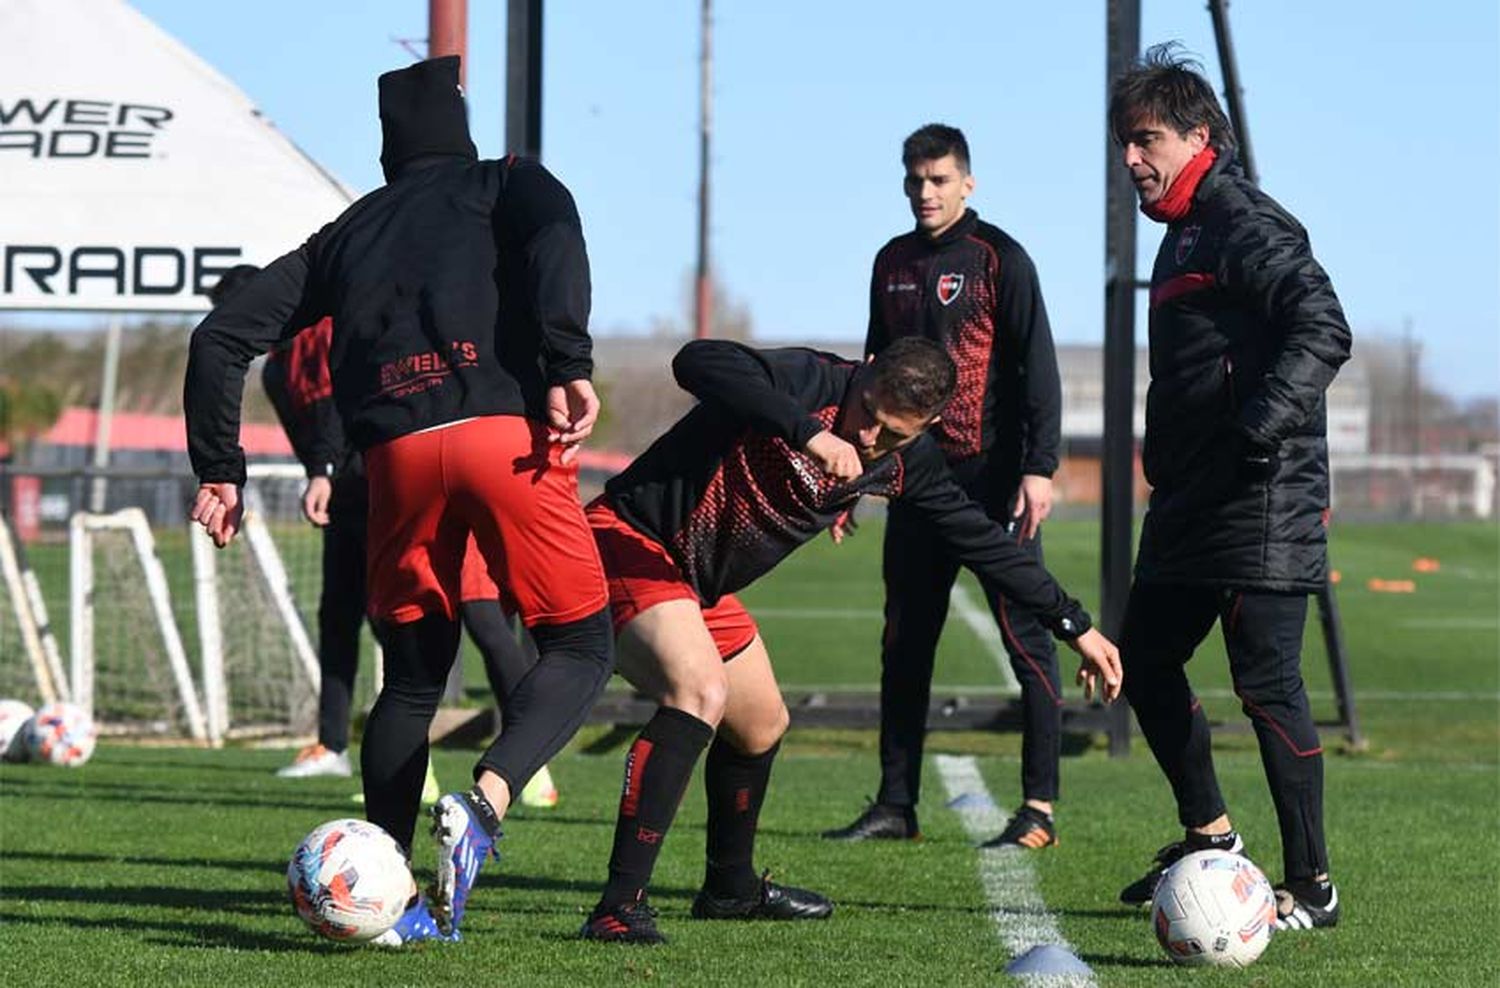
[691,872,834,921]
[1273,882,1340,931]
[428,790,501,935]
[580,893,667,944]
[370,894,461,947]
[276,743,352,778]
[979,805,1058,850]
[519,764,560,809]
[821,800,920,841]
[1119,832,1245,906]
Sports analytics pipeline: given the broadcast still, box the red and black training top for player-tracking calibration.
[602,340,1090,639]
[866,208,1060,478]
[186,155,592,486]
[259,317,359,479]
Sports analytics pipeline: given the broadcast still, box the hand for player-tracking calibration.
[829,504,860,545]
[190,482,244,548]
[804,430,863,482]
[546,379,601,465]
[1065,627,1122,703]
[1011,474,1054,542]
[301,475,332,527]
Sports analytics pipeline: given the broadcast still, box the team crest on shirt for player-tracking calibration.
[1175,224,1202,265]
[936,272,964,306]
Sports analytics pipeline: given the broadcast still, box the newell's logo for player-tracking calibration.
[936,272,964,306]
[1175,224,1201,265]
[0,97,172,159]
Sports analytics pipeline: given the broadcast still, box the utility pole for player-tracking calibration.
[505,0,543,157]
[694,0,714,340]
[428,0,467,83]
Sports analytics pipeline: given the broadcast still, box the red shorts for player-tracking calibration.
[586,498,758,660]
[364,416,607,626]
[459,534,508,607]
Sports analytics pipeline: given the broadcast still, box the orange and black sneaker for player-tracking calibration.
[580,892,666,945]
[980,805,1058,850]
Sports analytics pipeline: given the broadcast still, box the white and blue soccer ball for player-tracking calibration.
[0,699,36,762]
[287,818,415,943]
[23,702,97,767]
[1152,849,1277,968]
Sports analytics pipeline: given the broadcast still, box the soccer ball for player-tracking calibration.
[1151,849,1277,968]
[287,818,415,943]
[0,699,35,762]
[23,702,97,767]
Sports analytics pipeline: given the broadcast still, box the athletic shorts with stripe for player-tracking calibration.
[363,415,607,627]
[586,498,758,660]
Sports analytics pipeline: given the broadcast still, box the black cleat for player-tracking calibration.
[691,872,833,921]
[1274,882,1340,931]
[821,801,920,841]
[1119,831,1245,906]
[580,893,667,944]
[979,804,1058,850]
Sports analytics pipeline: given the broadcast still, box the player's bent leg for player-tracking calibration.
[694,637,831,922]
[584,602,719,943]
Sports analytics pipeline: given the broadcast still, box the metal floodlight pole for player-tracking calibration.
[505,0,543,156]
[1102,0,1141,756]
[1207,0,1257,186]
[694,0,714,340]
[89,315,123,513]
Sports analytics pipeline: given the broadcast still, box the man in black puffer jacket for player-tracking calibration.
[1108,44,1352,933]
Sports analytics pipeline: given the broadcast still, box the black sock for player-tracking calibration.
[1185,829,1241,852]
[704,738,779,899]
[601,707,714,907]
[1283,875,1333,906]
[459,787,503,839]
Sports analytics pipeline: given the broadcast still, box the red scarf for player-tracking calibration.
[1142,146,1217,223]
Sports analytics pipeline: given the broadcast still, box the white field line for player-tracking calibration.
[771,683,1499,703]
[1394,617,1499,630]
[949,584,1022,693]
[935,754,1096,988]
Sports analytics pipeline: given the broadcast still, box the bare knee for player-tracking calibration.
[722,701,789,755]
[661,668,730,728]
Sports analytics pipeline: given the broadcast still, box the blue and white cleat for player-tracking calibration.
[370,894,460,947]
[429,789,501,935]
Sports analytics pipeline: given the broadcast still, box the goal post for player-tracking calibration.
[0,509,65,704]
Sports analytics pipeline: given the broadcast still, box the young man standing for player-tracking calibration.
[825,125,1068,850]
[184,56,612,944]
[1107,45,1351,931]
[578,337,1121,943]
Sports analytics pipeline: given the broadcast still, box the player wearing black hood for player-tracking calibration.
[184,56,613,944]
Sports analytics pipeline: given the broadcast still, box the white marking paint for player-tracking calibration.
[935,754,1096,987]
[950,584,1022,693]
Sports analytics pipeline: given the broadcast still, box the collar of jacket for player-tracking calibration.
[1142,147,1217,223]
[386,153,472,182]
[915,207,980,248]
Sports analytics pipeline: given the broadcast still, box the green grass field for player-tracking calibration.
[2,519,1497,986]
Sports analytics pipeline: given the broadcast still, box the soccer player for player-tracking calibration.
[184,56,612,944]
[578,337,1121,943]
[825,124,1069,850]
[1107,45,1351,931]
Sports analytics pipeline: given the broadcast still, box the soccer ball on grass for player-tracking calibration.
[287,818,415,943]
[23,702,97,767]
[0,699,35,761]
[1151,849,1277,968]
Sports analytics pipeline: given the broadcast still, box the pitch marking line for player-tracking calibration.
[948,585,1023,693]
[936,754,1096,987]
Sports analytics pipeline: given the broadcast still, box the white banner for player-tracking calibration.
[0,0,351,312]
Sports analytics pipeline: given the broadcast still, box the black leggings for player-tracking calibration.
[314,478,369,753]
[1120,582,1328,881]
[360,607,614,851]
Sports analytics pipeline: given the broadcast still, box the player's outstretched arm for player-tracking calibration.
[1066,627,1122,703]
[191,482,244,548]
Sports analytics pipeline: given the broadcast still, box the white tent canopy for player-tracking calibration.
[0,0,352,313]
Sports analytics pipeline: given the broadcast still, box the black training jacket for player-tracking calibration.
[603,340,1091,638]
[186,155,592,486]
[866,209,1061,480]
[1136,154,1352,591]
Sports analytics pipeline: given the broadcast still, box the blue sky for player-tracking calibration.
[132,0,1499,399]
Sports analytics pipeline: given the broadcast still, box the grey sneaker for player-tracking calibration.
[275,744,352,778]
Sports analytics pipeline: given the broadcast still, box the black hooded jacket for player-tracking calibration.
[1135,153,1352,591]
[185,58,591,486]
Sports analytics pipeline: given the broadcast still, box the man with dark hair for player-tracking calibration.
[1107,43,1351,932]
[185,55,613,945]
[826,123,1069,851]
[579,337,1121,943]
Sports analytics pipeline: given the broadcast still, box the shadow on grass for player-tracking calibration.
[0,909,337,953]
[1,882,285,915]
[0,779,370,815]
[1078,951,1172,969]
[0,848,286,876]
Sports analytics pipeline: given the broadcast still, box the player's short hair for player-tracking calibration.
[868,337,957,419]
[902,123,970,175]
[208,264,262,307]
[1108,42,1236,152]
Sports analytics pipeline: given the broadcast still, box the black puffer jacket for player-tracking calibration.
[1136,154,1352,591]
